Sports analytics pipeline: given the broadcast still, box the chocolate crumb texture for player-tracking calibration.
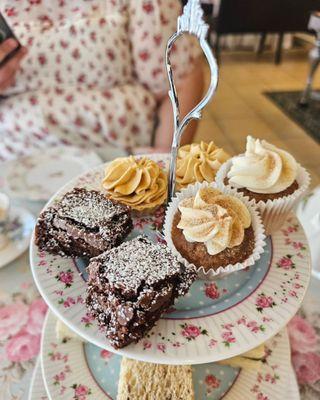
[35,188,133,258]
[86,236,196,349]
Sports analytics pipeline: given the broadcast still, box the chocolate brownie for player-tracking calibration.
[86,236,196,349]
[172,211,255,271]
[35,188,132,258]
[224,178,299,202]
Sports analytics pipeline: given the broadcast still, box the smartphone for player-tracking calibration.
[0,12,21,65]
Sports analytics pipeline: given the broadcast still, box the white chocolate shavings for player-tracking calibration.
[95,236,188,293]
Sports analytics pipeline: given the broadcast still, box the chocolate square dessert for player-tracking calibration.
[35,188,132,258]
[86,236,196,349]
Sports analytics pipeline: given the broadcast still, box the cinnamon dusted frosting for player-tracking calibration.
[176,142,230,188]
[227,136,298,194]
[102,157,167,211]
[177,187,251,255]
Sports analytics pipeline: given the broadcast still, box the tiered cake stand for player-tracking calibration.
[29,2,309,398]
[28,155,309,399]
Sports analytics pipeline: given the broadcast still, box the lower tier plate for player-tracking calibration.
[39,311,299,400]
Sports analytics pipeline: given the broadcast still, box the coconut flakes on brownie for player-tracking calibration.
[35,188,133,258]
[86,235,196,349]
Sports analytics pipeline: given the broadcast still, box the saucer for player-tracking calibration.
[0,206,35,269]
[1,146,102,202]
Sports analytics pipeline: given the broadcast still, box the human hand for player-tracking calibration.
[0,39,27,94]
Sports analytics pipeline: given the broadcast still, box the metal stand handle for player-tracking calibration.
[166,0,219,204]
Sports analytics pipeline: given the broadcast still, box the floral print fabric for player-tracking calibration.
[0,0,200,160]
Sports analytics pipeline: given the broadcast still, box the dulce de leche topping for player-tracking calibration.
[177,187,251,256]
[176,141,230,189]
[102,156,167,211]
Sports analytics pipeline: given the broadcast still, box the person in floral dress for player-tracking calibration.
[0,0,203,161]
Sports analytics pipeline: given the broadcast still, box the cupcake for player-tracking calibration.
[176,141,230,189]
[216,136,310,235]
[102,156,167,212]
[164,183,266,279]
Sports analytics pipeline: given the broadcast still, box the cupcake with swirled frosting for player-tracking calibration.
[102,156,167,212]
[164,183,266,278]
[216,136,310,234]
[176,141,230,189]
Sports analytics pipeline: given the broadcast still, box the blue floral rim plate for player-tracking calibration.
[41,312,296,400]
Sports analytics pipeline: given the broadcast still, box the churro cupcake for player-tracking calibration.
[216,136,310,234]
[176,141,230,189]
[164,183,266,279]
[102,156,167,212]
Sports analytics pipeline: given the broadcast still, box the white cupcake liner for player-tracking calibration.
[216,159,311,235]
[164,181,266,280]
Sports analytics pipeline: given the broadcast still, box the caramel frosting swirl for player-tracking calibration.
[176,142,230,189]
[102,156,167,211]
[227,136,298,194]
[177,187,251,256]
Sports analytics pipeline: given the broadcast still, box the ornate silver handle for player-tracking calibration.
[166,0,219,204]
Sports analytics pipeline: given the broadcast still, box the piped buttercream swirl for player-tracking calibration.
[177,187,251,255]
[176,141,230,189]
[102,156,167,211]
[227,136,298,194]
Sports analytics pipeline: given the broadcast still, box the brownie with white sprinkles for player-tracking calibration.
[86,235,196,349]
[35,188,133,258]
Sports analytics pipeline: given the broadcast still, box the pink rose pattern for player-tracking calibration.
[0,1,199,161]
[250,342,280,400]
[292,352,320,385]
[180,323,207,341]
[288,315,320,386]
[0,298,47,363]
[204,282,227,300]
[0,302,29,340]
[81,313,95,328]
[5,332,40,363]
[142,323,212,352]
[133,206,165,232]
[72,384,92,400]
[255,293,276,313]
[205,374,221,394]
[157,343,166,353]
[0,278,49,399]
[56,270,74,288]
[100,349,112,361]
[143,315,268,352]
[288,315,318,354]
[26,298,48,335]
[48,343,72,395]
[276,255,295,270]
[218,317,267,348]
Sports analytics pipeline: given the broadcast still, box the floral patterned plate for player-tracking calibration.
[30,155,311,365]
[0,207,35,269]
[1,146,101,201]
[41,312,297,400]
[28,357,48,400]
